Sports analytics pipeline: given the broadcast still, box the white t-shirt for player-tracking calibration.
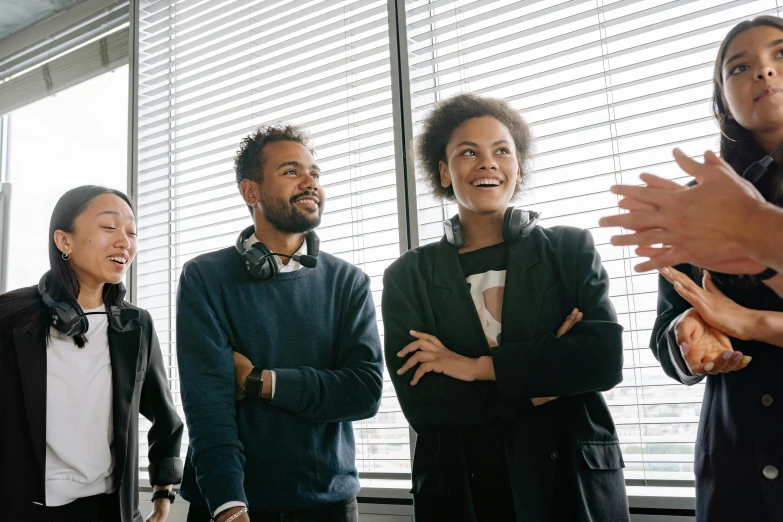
[45,305,115,506]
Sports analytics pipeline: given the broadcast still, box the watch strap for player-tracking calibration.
[151,489,175,504]
[244,367,264,398]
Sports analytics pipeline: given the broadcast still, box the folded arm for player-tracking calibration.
[176,264,247,514]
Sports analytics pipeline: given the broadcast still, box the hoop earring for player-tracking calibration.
[62,251,71,261]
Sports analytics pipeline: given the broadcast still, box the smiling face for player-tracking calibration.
[439,116,521,215]
[54,193,137,288]
[242,140,326,234]
[722,24,783,135]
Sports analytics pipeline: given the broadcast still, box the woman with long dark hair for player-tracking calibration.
[0,185,184,522]
[638,16,783,522]
[382,94,629,522]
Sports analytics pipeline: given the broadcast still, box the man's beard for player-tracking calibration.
[258,191,322,233]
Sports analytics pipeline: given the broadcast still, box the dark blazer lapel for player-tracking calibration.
[108,323,142,487]
[501,232,550,343]
[429,237,492,357]
[12,329,47,477]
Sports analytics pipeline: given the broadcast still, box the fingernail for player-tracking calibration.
[722,352,732,360]
[661,267,670,275]
[674,281,683,290]
[680,342,689,355]
[572,308,578,314]
[704,362,714,372]
[673,148,683,156]
[732,352,742,360]
[397,369,403,374]
[743,356,752,365]
[703,269,710,278]
[409,330,416,334]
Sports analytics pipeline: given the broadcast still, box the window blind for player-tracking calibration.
[405,0,780,483]
[135,0,410,475]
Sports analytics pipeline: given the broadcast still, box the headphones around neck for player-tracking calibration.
[444,207,540,249]
[235,225,320,280]
[38,271,129,337]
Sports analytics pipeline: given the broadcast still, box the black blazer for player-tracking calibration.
[0,288,184,522]
[651,266,783,522]
[382,226,629,522]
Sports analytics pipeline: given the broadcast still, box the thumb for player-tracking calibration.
[702,270,725,297]
[703,149,723,166]
[672,148,708,182]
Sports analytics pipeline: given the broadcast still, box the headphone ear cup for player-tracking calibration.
[443,215,464,249]
[503,207,537,243]
[51,297,88,336]
[502,207,515,243]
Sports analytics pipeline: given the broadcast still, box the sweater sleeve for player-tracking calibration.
[491,229,624,399]
[176,263,247,514]
[139,310,185,486]
[382,268,506,431]
[269,272,383,423]
[650,265,705,386]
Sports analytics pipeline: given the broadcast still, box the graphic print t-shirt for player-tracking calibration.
[459,242,507,348]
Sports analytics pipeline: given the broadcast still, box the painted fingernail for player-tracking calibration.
[680,342,689,355]
[743,356,752,365]
[704,362,715,372]
[722,352,732,360]
[732,352,743,360]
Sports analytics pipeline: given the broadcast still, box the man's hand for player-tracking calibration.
[673,308,750,376]
[145,487,172,522]
[233,351,254,400]
[599,148,768,273]
[531,308,583,407]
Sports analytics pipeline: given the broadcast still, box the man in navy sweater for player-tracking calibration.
[176,125,383,522]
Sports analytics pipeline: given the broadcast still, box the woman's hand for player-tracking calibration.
[673,308,750,376]
[660,267,758,341]
[397,331,485,385]
[233,351,254,400]
[531,309,583,407]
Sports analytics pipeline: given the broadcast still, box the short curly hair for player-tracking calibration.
[416,93,533,202]
[234,124,313,213]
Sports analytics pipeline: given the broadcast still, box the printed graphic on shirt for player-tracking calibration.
[466,269,506,347]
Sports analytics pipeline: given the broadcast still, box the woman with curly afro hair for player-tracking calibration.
[381,93,629,522]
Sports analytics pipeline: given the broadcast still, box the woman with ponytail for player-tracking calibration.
[0,185,184,522]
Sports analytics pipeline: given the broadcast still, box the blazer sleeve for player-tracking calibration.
[650,265,704,386]
[491,229,625,400]
[139,310,185,486]
[176,263,247,513]
[382,268,507,431]
[269,272,384,423]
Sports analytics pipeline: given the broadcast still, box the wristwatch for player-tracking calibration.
[151,489,176,504]
[244,367,264,399]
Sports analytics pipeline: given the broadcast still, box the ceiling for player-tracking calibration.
[0,0,88,42]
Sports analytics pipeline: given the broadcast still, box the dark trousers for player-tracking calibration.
[28,491,121,522]
[187,496,358,522]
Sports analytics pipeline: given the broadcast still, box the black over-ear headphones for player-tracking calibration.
[38,271,139,336]
[235,225,320,280]
[444,207,540,249]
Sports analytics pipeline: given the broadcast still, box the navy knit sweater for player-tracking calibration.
[176,245,383,513]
